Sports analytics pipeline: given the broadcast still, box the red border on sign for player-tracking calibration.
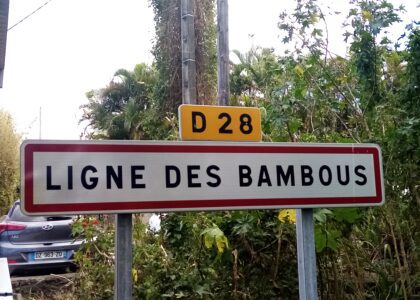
[22,142,383,214]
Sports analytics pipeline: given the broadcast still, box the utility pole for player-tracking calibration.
[217,0,229,106]
[181,0,197,104]
[0,0,9,88]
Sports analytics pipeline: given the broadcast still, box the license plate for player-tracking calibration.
[34,251,65,260]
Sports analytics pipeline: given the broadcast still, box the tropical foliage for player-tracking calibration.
[75,0,420,299]
[80,64,177,140]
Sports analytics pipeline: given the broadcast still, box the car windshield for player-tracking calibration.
[10,204,72,222]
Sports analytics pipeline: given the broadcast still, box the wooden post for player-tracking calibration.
[181,0,197,104]
[217,0,229,106]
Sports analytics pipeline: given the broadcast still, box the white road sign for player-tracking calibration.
[21,140,384,215]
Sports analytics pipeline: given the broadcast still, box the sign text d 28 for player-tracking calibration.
[178,104,262,141]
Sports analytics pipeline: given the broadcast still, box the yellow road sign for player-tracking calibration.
[179,104,262,141]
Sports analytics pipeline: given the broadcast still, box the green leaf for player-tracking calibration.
[216,235,229,253]
[194,285,212,296]
[333,208,361,223]
[294,64,305,77]
[203,233,213,249]
[314,227,327,252]
[325,229,341,251]
[201,225,229,253]
[313,209,332,223]
[315,226,341,252]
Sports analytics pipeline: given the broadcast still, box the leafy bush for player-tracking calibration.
[0,110,20,215]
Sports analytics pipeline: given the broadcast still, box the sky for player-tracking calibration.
[0,0,418,140]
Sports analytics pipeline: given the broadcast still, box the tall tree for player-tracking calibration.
[150,0,217,112]
[0,110,20,214]
[80,64,166,140]
[346,0,402,113]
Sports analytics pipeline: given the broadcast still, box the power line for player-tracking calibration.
[7,0,54,31]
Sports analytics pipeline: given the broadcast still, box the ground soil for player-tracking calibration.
[11,273,76,300]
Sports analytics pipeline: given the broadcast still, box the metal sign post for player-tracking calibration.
[296,209,317,299]
[115,214,133,300]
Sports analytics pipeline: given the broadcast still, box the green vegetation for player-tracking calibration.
[75,0,419,298]
[0,110,20,215]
